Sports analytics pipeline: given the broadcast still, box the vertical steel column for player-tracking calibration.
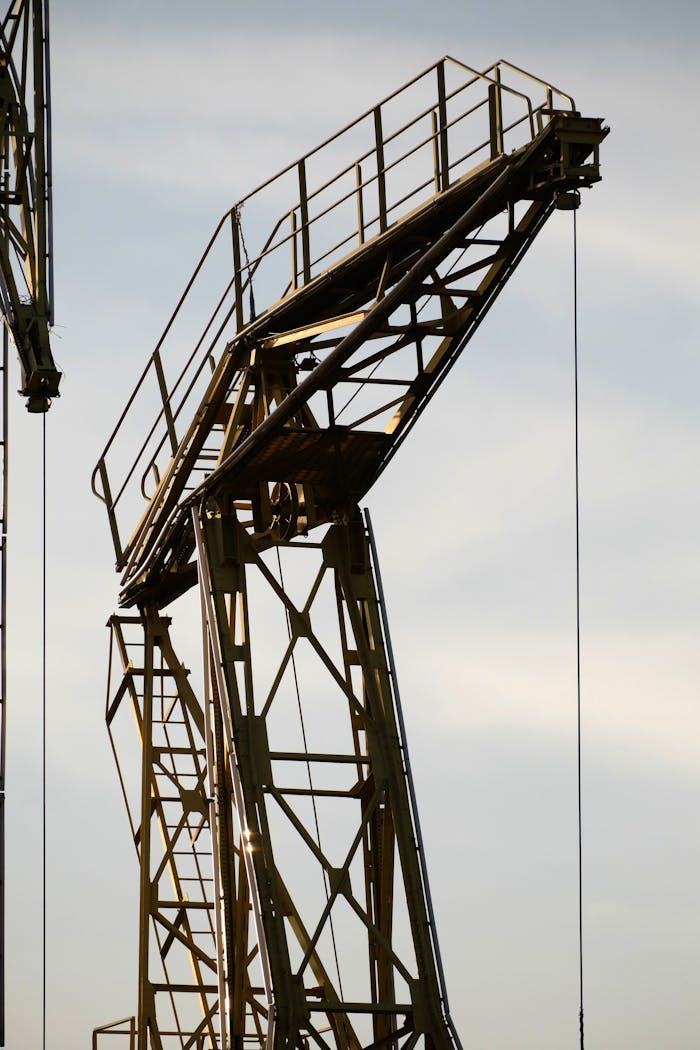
[201,617,231,1050]
[136,609,157,1050]
[195,501,282,1047]
[329,514,450,1044]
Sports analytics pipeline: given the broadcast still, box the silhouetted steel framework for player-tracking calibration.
[93,58,607,1050]
[0,2,60,1044]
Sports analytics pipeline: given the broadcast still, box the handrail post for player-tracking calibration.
[437,61,450,190]
[488,66,504,158]
[297,160,311,283]
[152,348,178,456]
[98,459,124,569]
[431,110,440,194]
[231,210,244,331]
[374,107,387,232]
[290,209,299,290]
[355,162,365,245]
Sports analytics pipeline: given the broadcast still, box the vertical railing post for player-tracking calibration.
[290,209,299,290]
[488,66,504,158]
[97,459,125,570]
[374,107,388,233]
[538,87,555,134]
[437,61,450,190]
[297,160,311,284]
[355,162,365,245]
[231,210,244,331]
[152,349,178,456]
[431,110,440,194]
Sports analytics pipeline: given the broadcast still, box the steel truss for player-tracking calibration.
[93,57,607,1050]
[104,510,456,1050]
[0,0,60,410]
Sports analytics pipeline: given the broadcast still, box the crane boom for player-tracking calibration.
[127,114,604,610]
[0,0,60,412]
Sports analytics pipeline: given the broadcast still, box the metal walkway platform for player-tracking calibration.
[92,57,607,607]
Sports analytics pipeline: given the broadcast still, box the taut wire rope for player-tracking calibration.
[572,207,585,1050]
[42,411,47,1050]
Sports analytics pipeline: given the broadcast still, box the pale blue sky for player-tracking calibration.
[5,2,698,1048]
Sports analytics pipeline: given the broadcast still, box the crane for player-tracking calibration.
[92,57,607,1050]
[0,1,60,1044]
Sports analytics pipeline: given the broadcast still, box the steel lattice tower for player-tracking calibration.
[92,58,607,1050]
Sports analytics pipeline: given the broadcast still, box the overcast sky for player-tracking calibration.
[4,1,699,1048]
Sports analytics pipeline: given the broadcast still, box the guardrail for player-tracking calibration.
[93,1017,220,1049]
[92,1017,136,1049]
[92,57,576,569]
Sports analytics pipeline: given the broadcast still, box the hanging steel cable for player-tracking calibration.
[42,412,47,1050]
[572,206,585,1050]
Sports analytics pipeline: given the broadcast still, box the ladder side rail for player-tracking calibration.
[104,615,225,1050]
